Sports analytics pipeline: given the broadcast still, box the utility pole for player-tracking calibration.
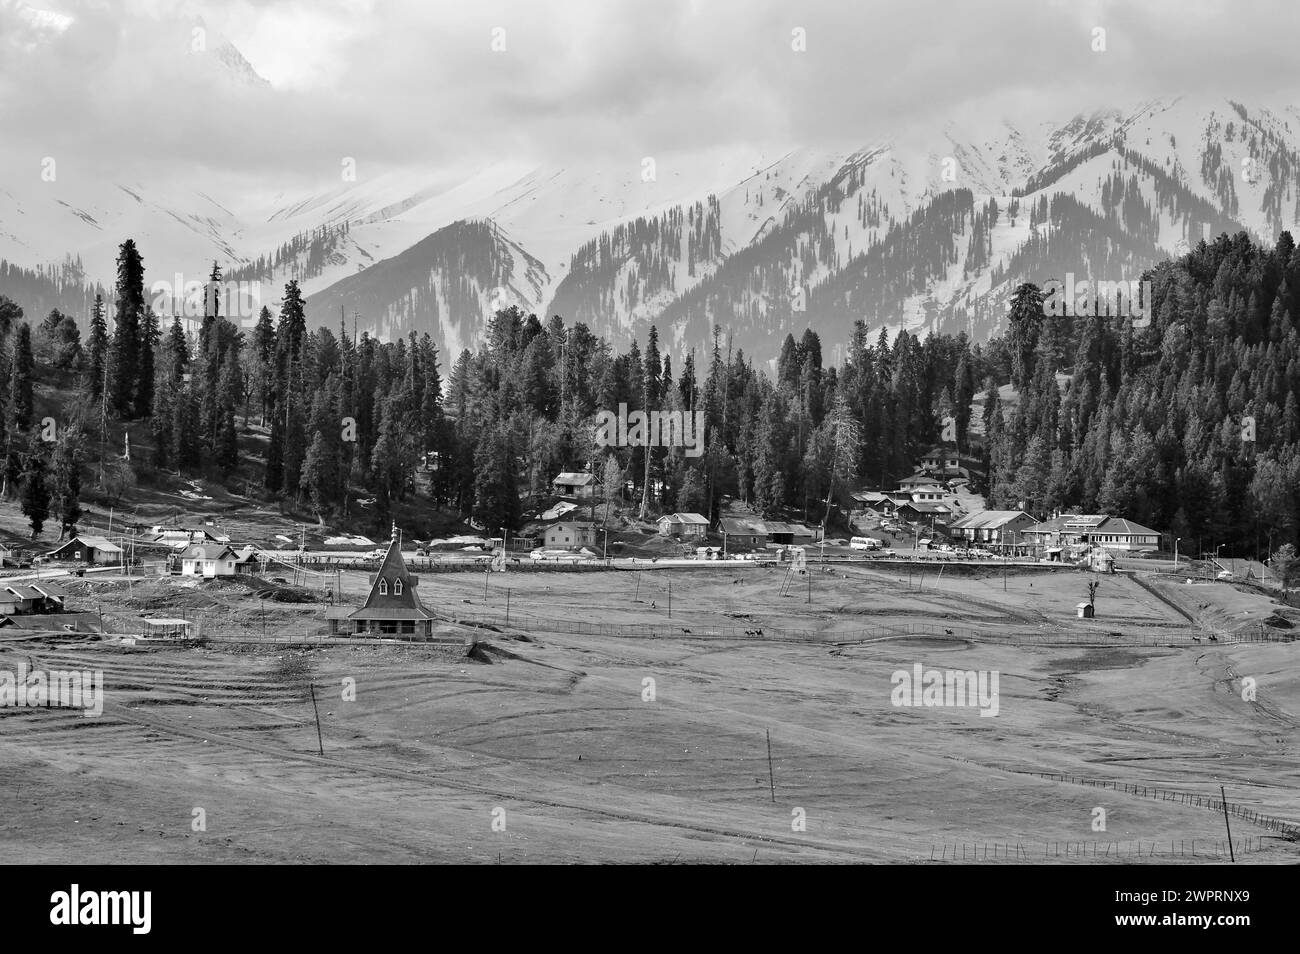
[1220,785,1235,862]
[766,729,775,803]
[308,682,324,756]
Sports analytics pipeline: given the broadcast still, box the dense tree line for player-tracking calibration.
[0,297,87,539]
[983,231,1300,560]
[4,229,1299,568]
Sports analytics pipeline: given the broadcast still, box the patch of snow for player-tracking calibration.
[539,501,578,520]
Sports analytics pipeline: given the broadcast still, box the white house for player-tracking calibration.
[181,544,238,578]
[543,522,597,550]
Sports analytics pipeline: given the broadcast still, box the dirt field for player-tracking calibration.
[2,564,1297,864]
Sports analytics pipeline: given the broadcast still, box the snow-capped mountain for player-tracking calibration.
[3,76,1298,362]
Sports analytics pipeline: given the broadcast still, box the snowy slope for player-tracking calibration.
[3,29,1298,365]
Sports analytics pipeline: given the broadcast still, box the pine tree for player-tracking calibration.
[471,425,521,534]
[10,323,34,432]
[135,306,159,419]
[1007,282,1044,393]
[19,433,50,538]
[300,377,342,518]
[85,294,109,400]
[50,423,84,540]
[109,239,145,417]
[253,306,275,424]
[640,325,661,518]
[52,313,82,370]
[167,316,188,379]
[215,410,239,477]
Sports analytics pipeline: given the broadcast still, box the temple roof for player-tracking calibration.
[348,529,437,621]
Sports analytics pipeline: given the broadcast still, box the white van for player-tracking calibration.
[850,536,882,551]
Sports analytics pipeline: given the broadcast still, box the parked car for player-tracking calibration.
[1216,569,1234,581]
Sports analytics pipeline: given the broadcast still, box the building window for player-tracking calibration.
[379,579,388,595]
[394,579,403,595]
[74,551,82,560]
[400,621,414,634]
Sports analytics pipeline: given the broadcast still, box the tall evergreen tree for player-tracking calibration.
[10,322,34,432]
[19,433,50,538]
[85,293,109,400]
[109,239,145,417]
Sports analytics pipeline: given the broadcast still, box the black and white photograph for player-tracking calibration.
[0,0,1296,918]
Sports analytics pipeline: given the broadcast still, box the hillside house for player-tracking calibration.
[909,486,948,503]
[762,521,820,546]
[919,446,962,474]
[895,501,954,525]
[0,582,66,616]
[719,516,769,549]
[544,522,597,550]
[181,544,239,578]
[232,546,262,575]
[1022,514,1160,553]
[552,471,597,499]
[899,474,944,491]
[657,512,710,539]
[949,510,1038,546]
[851,490,894,514]
[1084,517,1160,551]
[150,527,192,547]
[47,535,123,566]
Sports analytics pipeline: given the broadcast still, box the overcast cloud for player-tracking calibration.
[1,0,1297,193]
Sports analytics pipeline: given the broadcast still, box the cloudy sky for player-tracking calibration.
[1,0,1297,194]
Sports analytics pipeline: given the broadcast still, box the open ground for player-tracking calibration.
[2,562,1297,863]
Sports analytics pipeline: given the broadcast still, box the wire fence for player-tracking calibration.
[430,608,1285,649]
[958,760,1300,839]
[928,837,1269,861]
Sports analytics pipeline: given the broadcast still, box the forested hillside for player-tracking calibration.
[986,230,1300,556]
[1,231,1296,561]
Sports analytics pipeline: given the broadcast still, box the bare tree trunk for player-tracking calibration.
[639,376,652,520]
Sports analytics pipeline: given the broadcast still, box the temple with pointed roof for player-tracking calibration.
[326,524,438,638]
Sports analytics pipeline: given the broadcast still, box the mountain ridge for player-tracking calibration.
[3,93,1297,362]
